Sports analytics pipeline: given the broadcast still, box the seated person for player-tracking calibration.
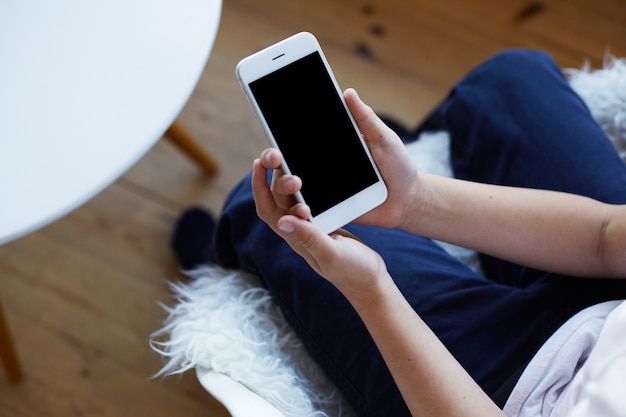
[173,49,626,417]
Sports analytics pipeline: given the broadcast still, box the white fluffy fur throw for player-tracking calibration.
[152,267,357,417]
[152,57,626,417]
[567,56,626,157]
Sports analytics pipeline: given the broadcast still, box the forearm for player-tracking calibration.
[405,173,625,278]
[350,274,505,417]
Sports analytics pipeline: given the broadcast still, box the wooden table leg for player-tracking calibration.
[165,120,219,174]
[0,299,22,384]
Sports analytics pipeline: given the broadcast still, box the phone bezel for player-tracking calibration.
[236,32,387,233]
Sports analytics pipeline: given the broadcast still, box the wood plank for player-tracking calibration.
[0,184,228,416]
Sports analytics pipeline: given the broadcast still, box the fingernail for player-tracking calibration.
[278,220,295,233]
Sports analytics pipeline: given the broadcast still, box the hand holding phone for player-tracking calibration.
[236,32,388,233]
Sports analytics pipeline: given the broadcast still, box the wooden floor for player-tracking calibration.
[1,0,625,415]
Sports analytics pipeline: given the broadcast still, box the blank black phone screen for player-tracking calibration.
[249,52,378,216]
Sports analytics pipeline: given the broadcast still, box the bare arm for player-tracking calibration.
[344,88,626,279]
[355,274,505,417]
[405,173,626,278]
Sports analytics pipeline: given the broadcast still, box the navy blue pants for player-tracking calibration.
[211,50,626,416]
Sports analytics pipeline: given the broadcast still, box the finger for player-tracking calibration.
[261,148,304,211]
[260,148,283,170]
[276,215,332,270]
[269,166,301,211]
[289,202,311,220]
[331,228,362,243]
[344,88,399,149]
[251,158,283,224]
[272,172,302,197]
[263,148,300,195]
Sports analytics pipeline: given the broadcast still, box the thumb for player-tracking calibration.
[344,88,397,149]
[277,215,334,271]
[278,215,324,251]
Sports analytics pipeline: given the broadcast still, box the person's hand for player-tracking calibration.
[250,87,422,300]
[342,88,421,229]
[253,88,422,231]
[252,152,391,305]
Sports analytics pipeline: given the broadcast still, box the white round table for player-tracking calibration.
[0,0,222,245]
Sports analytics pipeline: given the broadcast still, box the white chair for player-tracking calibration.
[197,369,289,417]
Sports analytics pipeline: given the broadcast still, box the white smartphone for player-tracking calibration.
[236,32,388,233]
